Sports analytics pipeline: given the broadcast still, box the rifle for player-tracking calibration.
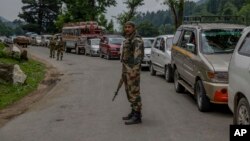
[112,76,123,101]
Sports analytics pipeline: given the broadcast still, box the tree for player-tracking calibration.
[137,21,159,37]
[163,0,184,30]
[106,19,115,33]
[19,0,62,34]
[62,0,116,21]
[116,0,144,29]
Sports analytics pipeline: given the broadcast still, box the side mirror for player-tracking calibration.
[186,43,195,53]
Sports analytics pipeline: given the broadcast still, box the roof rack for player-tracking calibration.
[183,16,246,25]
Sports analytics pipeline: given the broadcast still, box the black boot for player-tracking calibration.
[122,110,134,120]
[124,111,142,125]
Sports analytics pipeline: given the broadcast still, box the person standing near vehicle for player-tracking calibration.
[121,21,144,125]
[56,37,64,61]
[49,36,56,58]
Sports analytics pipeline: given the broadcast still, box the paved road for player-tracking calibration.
[0,46,232,141]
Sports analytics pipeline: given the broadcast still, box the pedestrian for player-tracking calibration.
[56,37,64,61]
[121,21,144,125]
[49,36,56,58]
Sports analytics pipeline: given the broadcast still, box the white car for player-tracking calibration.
[150,35,174,82]
[85,38,101,56]
[228,26,250,125]
[141,37,154,68]
[41,35,52,47]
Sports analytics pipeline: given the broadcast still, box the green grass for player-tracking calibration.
[0,43,46,109]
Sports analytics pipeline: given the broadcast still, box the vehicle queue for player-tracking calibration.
[9,17,249,125]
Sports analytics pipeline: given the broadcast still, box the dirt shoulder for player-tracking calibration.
[0,54,62,127]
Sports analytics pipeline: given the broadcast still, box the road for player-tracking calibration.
[0,46,232,141]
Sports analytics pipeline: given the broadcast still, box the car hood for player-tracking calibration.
[204,54,232,72]
[144,48,151,55]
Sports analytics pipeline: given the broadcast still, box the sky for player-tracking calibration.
[0,0,198,22]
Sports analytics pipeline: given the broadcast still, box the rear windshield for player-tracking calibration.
[109,38,123,45]
[143,39,153,48]
[91,39,100,45]
[201,29,242,54]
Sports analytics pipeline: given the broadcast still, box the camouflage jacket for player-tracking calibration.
[49,39,56,49]
[121,31,144,72]
[56,40,64,50]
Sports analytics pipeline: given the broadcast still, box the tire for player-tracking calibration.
[174,68,185,93]
[107,53,110,60]
[195,80,211,112]
[150,63,156,76]
[165,64,173,82]
[235,97,250,125]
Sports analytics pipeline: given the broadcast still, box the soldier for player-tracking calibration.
[121,21,144,125]
[56,37,64,61]
[49,36,56,58]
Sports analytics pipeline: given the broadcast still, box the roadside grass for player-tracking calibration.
[0,43,46,109]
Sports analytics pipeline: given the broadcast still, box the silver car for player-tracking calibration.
[228,26,250,125]
[141,37,154,68]
[150,35,174,82]
[85,38,101,56]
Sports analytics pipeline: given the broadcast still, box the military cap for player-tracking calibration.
[125,21,136,27]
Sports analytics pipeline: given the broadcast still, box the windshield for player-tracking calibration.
[201,29,242,54]
[109,38,123,45]
[143,39,153,48]
[91,39,100,45]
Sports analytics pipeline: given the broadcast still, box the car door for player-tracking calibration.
[158,38,166,73]
[235,32,250,97]
[182,30,197,85]
[151,37,162,71]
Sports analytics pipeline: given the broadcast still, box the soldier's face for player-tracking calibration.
[124,25,135,36]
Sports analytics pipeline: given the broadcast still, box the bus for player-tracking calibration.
[62,21,105,54]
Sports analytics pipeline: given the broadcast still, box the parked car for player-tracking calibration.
[41,35,52,47]
[99,35,123,59]
[13,36,30,48]
[228,26,250,125]
[35,35,42,46]
[85,38,100,56]
[150,35,174,81]
[171,21,245,112]
[141,37,155,68]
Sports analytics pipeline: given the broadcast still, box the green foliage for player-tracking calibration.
[19,0,62,33]
[0,20,14,36]
[0,59,45,109]
[137,21,159,37]
[62,0,117,21]
[116,0,144,30]
[0,43,45,109]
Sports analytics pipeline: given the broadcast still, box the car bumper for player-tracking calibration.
[110,51,120,58]
[141,60,150,67]
[203,81,228,104]
[90,50,100,56]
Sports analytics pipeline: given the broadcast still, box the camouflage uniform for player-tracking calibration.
[121,31,144,113]
[49,38,56,58]
[56,39,64,60]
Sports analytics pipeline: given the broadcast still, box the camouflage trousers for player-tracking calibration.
[122,67,142,112]
[57,48,64,60]
[50,46,55,58]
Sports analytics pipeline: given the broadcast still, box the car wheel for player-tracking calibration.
[174,68,185,93]
[235,97,250,125]
[150,64,156,76]
[195,80,211,112]
[165,64,173,82]
[107,53,110,60]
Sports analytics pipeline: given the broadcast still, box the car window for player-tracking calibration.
[173,30,182,45]
[154,38,161,49]
[180,30,192,48]
[159,38,165,52]
[91,39,100,45]
[143,39,153,48]
[109,38,123,45]
[238,33,250,56]
[201,29,242,54]
[166,37,173,50]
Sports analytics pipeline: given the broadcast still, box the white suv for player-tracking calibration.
[228,27,250,125]
[150,35,174,82]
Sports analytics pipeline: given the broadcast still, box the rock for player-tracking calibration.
[12,64,27,84]
[0,63,27,84]
[0,63,13,83]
